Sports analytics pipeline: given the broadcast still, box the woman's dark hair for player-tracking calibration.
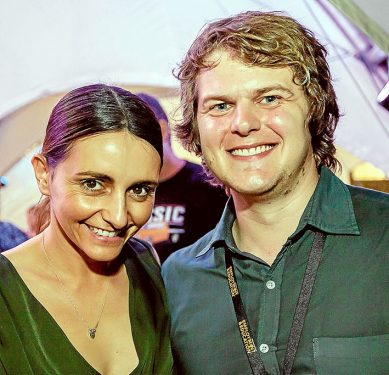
[42,84,163,168]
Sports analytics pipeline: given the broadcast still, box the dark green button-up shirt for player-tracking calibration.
[162,167,389,375]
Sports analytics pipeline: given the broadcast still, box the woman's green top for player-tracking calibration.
[0,238,174,374]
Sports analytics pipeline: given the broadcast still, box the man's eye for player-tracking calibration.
[211,103,230,111]
[82,179,103,192]
[261,95,279,104]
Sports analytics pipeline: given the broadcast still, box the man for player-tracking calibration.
[136,93,227,263]
[162,11,389,375]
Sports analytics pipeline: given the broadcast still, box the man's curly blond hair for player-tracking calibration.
[174,11,340,184]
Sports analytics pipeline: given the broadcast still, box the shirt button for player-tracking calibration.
[266,280,275,289]
[259,344,269,353]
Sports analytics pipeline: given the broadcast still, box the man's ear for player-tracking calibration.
[31,154,51,196]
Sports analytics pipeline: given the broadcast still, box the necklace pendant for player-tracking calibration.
[88,328,97,339]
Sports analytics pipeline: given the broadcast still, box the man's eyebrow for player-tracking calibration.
[199,94,232,106]
[253,85,293,96]
[199,85,294,105]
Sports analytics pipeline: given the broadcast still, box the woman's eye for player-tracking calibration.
[82,179,103,192]
[130,185,154,198]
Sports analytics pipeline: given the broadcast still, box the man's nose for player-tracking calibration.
[230,103,262,135]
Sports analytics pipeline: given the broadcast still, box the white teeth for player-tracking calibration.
[87,225,119,238]
[231,145,273,156]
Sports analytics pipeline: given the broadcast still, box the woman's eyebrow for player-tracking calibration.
[75,171,113,182]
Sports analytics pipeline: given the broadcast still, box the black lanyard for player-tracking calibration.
[225,231,326,375]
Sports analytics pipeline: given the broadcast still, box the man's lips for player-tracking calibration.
[229,144,275,156]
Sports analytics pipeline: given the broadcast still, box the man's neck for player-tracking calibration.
[232,167,319,265]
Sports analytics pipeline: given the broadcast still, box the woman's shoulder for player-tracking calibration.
[0,240,39,304]
[2,236,42,269]
[1,236,49,291]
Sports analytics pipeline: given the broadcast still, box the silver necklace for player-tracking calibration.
[42,233,110,339]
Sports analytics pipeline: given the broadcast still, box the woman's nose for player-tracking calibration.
[102,193,128,229]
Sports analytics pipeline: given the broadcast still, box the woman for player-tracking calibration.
[0,84,174,374]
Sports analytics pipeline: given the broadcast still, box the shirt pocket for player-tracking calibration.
[313,334,389,375]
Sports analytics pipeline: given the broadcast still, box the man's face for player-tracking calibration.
[196,50,316,201]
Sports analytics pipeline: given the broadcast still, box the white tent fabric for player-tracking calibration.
[329,0,389,54]
[1,0,388,171]
[0,0,387,115]
[0,0,388,228]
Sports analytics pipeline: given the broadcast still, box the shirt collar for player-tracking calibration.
[295,166,360,236]
[196,197,236,257]
[196,166,360,257]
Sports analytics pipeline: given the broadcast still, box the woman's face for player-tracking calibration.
[46,131,161,262]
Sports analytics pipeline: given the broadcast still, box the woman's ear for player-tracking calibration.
[31,154,51,196]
